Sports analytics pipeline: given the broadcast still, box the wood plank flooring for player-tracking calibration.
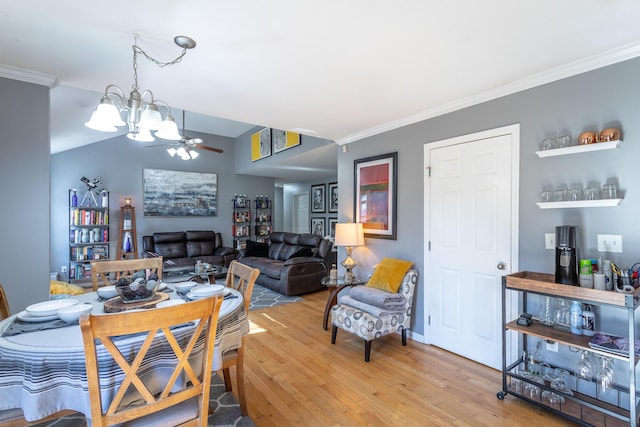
[241,288,573,426]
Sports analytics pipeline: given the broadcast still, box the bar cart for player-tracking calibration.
[498,271,640,426]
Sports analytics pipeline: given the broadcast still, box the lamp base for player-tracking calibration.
[344,270,356,283]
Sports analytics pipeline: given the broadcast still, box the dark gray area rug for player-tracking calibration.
[249,283,303,310]
[29,374,255,427]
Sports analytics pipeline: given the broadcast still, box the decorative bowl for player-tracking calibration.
[97,285,118,300]
[115,277,160,303]
[57,303,93,323]
[173,281,197,294]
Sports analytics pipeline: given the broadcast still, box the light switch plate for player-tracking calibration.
[545,233,555,249]
[597,234,623,253]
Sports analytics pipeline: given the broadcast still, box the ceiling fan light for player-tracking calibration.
[180,152,190,160]
[167,147,177,157]
[189,149,199,159]
[127,127,155,142]
[155,116,182,140]
[139,104,162,130]
[176,146,187,157]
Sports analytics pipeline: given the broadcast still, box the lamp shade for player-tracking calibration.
[335,223,364,247]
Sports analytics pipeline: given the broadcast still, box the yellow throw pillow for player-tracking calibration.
[366,258,413,293]
[50,280,85,295]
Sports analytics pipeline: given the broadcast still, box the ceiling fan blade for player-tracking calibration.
[194,143,224,153]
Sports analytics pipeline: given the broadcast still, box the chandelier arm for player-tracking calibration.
[103,85,126,106]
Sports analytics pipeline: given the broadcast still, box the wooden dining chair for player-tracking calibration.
[80,296,222,427]
[90,257,163,291]
[0,282,10,320]
[219,260,259,416]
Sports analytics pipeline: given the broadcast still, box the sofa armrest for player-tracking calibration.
[214,246,235,257]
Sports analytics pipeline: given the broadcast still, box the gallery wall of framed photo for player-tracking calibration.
[310,179,338,240]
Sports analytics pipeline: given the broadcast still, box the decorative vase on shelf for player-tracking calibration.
[71,190,78,207]
[81,229,89,243]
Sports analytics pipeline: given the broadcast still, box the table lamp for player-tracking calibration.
[335,222,365,283]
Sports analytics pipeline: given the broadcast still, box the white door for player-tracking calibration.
[424,125,519,370]
[293,192,310,233]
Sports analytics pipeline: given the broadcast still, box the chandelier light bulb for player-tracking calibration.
[139,104,162,130]
[155,115,182,140]
[127,127,154,142]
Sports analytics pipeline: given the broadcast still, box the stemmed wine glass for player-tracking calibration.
[596,356,615,398]
[574,351,595,381]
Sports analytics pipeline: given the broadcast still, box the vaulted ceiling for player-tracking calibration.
[2,1,640,182]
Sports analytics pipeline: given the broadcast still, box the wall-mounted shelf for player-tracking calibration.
[535,140,621,158]
[536,199,622,209]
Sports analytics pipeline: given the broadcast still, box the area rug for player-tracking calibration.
[249,283,303,310]
[29,374,255,427]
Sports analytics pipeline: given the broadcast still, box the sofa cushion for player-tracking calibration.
[245,240,269,257]
[153,232,188,258]
[185,231,217,257]
[287,247,314,259]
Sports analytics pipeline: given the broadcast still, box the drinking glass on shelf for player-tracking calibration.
[542,138,556,151]
[540,191,552,203]
[556,135,571,149]
[585,187,600,200]
[553,189,567,202]
[551,368,573,395]
[568,186,583,202]
[602,184,617,200]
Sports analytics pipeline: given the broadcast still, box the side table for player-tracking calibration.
[321,276,366,330]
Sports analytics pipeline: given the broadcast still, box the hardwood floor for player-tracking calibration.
[241,288,573,427]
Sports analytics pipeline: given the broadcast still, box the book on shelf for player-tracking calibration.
[588,332,640,357]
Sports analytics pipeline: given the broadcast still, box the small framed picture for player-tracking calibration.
[328,182,338,213]
[311,217,325,237]
[251,128,272,161]
[311,184,326,213]
[234,194,247,208]
[329,218,338,240]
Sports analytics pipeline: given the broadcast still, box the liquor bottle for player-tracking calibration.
[125,236,131,252]
[71,190,78,207]
[570,301,583,335]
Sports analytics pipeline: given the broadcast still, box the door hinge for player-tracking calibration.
[428,241,431,251]
[426,166,431,177]
[428,315,431,325]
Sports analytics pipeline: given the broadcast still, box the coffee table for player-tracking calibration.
[321,276,366,330]
[163,265,228,284]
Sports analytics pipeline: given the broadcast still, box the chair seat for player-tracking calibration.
[121,396,199,426]
[331,301,408,342]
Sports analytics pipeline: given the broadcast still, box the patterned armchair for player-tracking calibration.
[331,268,419,362]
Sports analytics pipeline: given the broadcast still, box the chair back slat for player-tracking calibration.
[225,260,259,312]
[80,296,222,426]
[91,258,163,291]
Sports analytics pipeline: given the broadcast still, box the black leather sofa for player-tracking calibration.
[237,232,333,296]
[142,231,235,268]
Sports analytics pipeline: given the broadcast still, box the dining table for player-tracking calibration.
[0,282,249,423]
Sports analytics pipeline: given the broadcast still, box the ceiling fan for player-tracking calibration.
[149,110,224,159]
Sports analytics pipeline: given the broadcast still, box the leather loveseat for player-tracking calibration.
[142,231,235,268]
[237,232,333,296]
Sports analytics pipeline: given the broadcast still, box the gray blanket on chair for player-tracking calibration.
[349,286,405,310]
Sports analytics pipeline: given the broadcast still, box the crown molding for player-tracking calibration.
[0,64,58,88]
[336,42,640,145]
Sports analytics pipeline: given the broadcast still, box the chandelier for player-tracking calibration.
[85,35,196,142]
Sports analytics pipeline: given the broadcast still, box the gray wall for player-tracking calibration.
[50,131,276,276]
[0,77,51,312]
[339,57,640,339]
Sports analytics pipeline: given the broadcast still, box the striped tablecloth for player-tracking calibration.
[0,287,249,422]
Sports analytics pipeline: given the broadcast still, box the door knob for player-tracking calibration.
[497,262,507,270]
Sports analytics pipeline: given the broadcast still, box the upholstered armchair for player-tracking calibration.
[331,260,418,362]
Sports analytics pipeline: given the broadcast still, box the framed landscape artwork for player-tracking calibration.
[143,169,218,217]
[354,152,397,239]
[251,128,272,161]
[311,217,325,237]
[272,129,301,154]
[311,184,326,213]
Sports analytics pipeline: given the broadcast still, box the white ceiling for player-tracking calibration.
[2,1,640,182]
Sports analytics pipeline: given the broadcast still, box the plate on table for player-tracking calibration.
[26,299,79,317]
[157,282,167,291]
[17,311,60,323]
[190,285,224,298]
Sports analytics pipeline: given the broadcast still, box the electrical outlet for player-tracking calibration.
[546,341,558,352]
[61,265,67,273]
[545,233,555,249]
[597,234,623,253]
